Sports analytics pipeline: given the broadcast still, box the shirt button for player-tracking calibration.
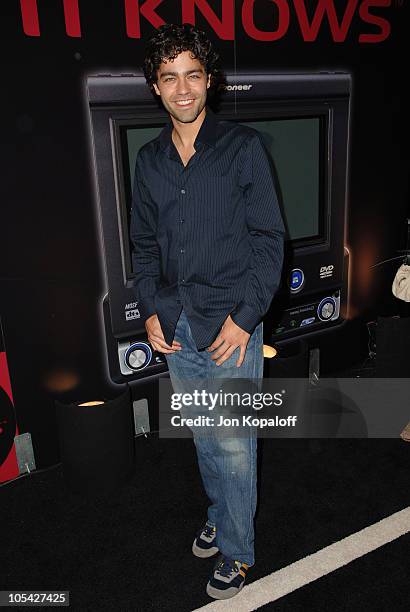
[180,219,184,223]
[181,189,186,194]
[180,248,185,254]
[181,279,185,283]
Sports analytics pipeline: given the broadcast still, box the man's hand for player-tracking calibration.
[207,314,250,367]
[145,314,182,354]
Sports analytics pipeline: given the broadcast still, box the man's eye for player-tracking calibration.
[189,75,200,79]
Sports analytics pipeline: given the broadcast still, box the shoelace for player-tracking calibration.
[202,524,216,539]
[215,557,239,578]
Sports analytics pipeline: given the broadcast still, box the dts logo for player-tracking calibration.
[20,0,392,43]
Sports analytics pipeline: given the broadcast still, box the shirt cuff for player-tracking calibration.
[140,296,156,320]
[230,301,261,334]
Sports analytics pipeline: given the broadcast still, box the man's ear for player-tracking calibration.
[207,74,211,89]
[153,82,160,96]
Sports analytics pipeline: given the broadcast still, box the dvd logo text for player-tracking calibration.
[320,265,334,278]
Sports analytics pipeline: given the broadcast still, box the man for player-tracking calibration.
[130,23,285,600]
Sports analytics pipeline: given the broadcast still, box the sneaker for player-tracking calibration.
[206,555,249,599]
[192,522,219,558]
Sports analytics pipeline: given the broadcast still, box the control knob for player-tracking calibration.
[317,297,336,321]
[124,342,152,371]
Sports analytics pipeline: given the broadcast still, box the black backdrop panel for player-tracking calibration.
[1,1,408,466]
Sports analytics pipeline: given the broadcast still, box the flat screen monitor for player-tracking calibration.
[117,114,326,283]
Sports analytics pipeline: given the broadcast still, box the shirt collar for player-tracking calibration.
[159,106,218,153]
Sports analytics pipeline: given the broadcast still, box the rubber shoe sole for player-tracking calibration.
[206,581,244,600]
[192,539,219,558]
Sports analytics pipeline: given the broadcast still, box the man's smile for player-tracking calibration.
[174,98,195,106]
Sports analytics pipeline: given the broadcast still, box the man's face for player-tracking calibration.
[153,50,211,124]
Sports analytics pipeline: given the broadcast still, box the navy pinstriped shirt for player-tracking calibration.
[130,107,285,351]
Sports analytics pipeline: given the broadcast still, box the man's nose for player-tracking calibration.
[175,76,190,95]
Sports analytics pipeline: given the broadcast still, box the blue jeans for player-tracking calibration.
[165,309,264,566]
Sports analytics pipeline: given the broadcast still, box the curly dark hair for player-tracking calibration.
[143,23,219,91]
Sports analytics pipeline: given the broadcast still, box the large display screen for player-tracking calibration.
[117,115,325,280]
